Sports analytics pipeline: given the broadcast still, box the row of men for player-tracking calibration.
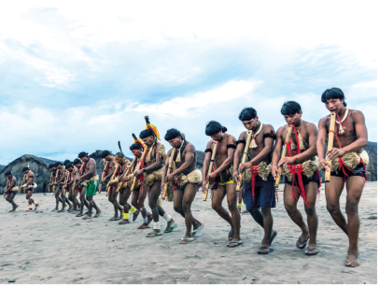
[4,87,369,267]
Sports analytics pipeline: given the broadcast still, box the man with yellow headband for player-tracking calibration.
[202,120,241,247]
[133,116,176,237]
[128,137,153,229]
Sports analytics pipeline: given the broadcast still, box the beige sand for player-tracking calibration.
[0,182,376,284]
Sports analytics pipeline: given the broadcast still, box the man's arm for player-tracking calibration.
[249,125,276,166]
[26,173,34,185]
[201,141,212,187]
[103,162,115,181]
[56,170,66,184]
[145,145,164,172]
[161,150,171,186]
[212,136,236,174]
[233,132,246,179]
[171,144,195,177]
[271,126,284,179]
[327,110,368,161]
[279,123,317,166]
[80,160,96,181]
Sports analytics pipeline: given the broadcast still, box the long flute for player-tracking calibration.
[275,125,293,187]
[236,130,253,191]
[131,133,148,191]
[98,159,108,194]
[106,163,119,196]
[325,112,336,182]
[162,148,176,199]
[116,163,132,193]
[203,141,218,201]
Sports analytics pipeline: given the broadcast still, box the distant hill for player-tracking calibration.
[0,165,5,172]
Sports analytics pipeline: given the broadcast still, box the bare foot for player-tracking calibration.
[346,254,360,267]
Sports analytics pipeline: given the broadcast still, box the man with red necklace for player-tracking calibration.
[272,101,320,256]
[317,88,368,267]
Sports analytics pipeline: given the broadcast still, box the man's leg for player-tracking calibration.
[325,176,348,235]
[283,184,309,248]
[303,182,318,255]
[54,188,60,210]
[86,195,94,217]
[109,188,122,220]
[65,194,72,210]
[147,181,175,236]
[211,186,234,240]
[180,183,202,242]
[25,190,34,211]
[226,183,241,244]
[76,188,87,216]
[345,176,364,267]
[133,188,153,228]
[119,188,131,224]
[60,190,66,211]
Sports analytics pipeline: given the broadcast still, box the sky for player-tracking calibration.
[0,0,376,165]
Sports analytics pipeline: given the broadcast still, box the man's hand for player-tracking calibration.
[278,156,296,167]
[318,158,331,171]
[166,173,174,182]
[100,178,106,184]
[161,182,165,192]
[202,180,208,194]
[233,171,240,185]
[134,169,143,177]
[239,162,253,174]
[271,165,280,180]
[326,148,346,161]
[207,171,218,181]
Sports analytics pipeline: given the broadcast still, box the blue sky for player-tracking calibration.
[0,1,376,165]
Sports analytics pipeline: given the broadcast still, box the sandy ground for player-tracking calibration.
[0,182,376,284]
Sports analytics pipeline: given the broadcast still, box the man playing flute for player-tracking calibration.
[235,107,277,254]
[272,101,320,256]
[317,88,368,267]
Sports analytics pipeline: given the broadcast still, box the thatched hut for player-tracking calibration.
[0,155,57,194]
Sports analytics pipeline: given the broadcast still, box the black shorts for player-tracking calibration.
[245,173,276,210]
[331,162,366,179]
[285,170,320,187]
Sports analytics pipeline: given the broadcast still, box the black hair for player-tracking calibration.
[115,152,124,158]
[321,87,347,107]
[73,158,82,165]
[205,121,227,136]
[66,163,73,169]
[281,101,302,116]
[164,128,182,141]
[48,163,54,168]
[130,143,142,151]
[54,162,62,167]
[63,160,71,166]
[101,150,111,158]
[5,171,12,176]
[22,167,30,172]
[78,152,88,159]
[139,129,155,139]
[238,107,257,121]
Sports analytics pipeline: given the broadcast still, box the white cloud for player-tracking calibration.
[131,80,259,117]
